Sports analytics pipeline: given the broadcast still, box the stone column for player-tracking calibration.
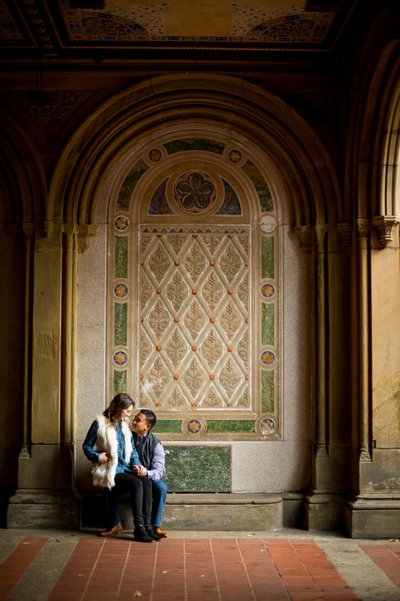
[21,224,35,456]
[356,219,371,463]
[7,223,80,528]
[344,218,400,537]
[305,223,353,530]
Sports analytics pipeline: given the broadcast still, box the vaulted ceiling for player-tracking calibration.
[0,0,366,67]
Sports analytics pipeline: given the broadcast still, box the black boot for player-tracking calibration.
[145,525,162,541]
[134,524,154,543]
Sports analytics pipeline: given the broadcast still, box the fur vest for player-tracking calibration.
[91,415,133,490]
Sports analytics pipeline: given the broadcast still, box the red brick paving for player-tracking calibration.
[3,536,394,601]
[360,542,400,587]
[0,536,48,601]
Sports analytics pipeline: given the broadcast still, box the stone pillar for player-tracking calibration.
[345,218,400,537]
[342,218,400,538]
[7,223,80,528]
[357,218,372,463]
[305,224,353,531]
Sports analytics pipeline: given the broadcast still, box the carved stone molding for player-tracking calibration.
[291,225,315,253]
[20,0,55,50]
[359,448,372,462]
[337,222,352,252]
[23,92,77,120]
[22,222,36,239]
[43,220,54,238]
[314,443,328,459]
[356,218,370,238]
[372,215,400,248]
[62,223,98,253]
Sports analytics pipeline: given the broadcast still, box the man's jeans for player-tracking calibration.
[152,479,168,527]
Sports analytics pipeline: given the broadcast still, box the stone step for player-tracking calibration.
[151,493,282,531]
[81,492,303,532]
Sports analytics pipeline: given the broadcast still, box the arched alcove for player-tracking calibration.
[67,74,344,508]
[3,9,399,538]
[48,74,341,229]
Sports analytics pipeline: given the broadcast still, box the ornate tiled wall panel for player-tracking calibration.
[139,226,249,412]
[110,137,279,440]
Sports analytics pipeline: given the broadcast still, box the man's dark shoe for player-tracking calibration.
[134,524,154,543]
[154,526,168,538]
[100,524,123,537]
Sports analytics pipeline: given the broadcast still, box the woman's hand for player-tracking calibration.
[98,452,109,464]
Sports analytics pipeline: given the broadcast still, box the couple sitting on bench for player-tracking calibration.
[83,393,168,542]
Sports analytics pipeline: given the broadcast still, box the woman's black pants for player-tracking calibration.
[104,472,152,528]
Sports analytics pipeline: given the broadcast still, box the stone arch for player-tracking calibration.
[348,13,400,227]
[48,74,342,230]
[0,102,47,225]
[369,44,400,227]
[0,109,47,226]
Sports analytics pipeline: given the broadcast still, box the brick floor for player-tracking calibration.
[360,543,400,588]
[0,535,377,601]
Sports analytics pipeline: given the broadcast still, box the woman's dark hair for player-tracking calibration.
[140,408,157,430]
[104,392,134,421]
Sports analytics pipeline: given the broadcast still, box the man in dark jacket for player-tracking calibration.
[131,409,168,538]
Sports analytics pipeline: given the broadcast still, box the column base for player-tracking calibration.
[305,493,345,533]
[343,495,400,538]
[7,488,80,529]
[305,492,400,538]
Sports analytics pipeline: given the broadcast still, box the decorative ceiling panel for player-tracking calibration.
[59,0,334,45]
[0,0,360,57]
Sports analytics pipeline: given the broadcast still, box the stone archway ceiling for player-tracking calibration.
[0,0,362,60]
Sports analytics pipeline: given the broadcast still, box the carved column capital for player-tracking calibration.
[292,225,315,253]
[371,215,399,248]
[61,223,97,253]
[22,222,36,239]
[337,222,352,251]
[76,224,97,253]
[356,218,370,238]
[43,220,54,238]
[359,448,372,462]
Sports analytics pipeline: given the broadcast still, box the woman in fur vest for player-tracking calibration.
[82,392,160,542]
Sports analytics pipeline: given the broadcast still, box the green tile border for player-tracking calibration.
[164,139,225,154]
[114,369,127,396]
[261,303,274,346]
[207,420,256,433]
[153,420,183,433]
[115,236,128,279]
[261,369,274,414]
[117,159,149,211]
[242,160,273,212]
[114,302,128,346]
[261,236,274,279]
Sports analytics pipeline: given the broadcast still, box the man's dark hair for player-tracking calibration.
[140,408,156,430]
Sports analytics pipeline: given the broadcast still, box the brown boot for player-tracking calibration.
[154,526,168,538]
[100,524,123,537]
